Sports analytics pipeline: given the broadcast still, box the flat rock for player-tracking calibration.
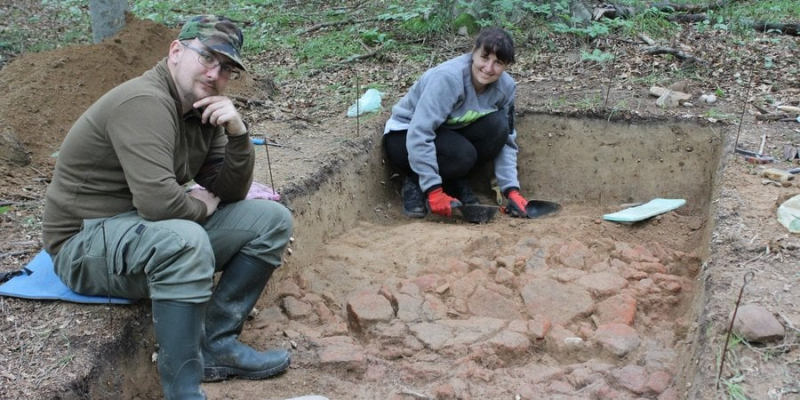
[520,278,594,325]
[733,304,785,342]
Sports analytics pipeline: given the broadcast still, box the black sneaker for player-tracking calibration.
[401,176,427,218]
[444,179,479,205]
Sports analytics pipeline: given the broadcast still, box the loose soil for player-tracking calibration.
[1,11,798,400]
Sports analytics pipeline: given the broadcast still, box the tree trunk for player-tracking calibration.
[89,0,128,43]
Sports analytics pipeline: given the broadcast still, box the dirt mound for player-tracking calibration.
[0,13,264,166]
[0,14,174,163]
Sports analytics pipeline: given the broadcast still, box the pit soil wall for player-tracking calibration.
[86,115,725,399]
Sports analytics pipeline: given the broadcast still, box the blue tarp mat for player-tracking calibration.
[0,250,134,304]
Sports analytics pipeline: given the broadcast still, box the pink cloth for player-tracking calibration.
[245,182,280,201]
[189,181,280,201]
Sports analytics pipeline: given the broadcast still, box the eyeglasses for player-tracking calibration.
[181,42,241,80]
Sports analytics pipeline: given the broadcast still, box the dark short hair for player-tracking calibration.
[473,28,515,65]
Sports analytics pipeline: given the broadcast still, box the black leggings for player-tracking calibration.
[383,111,510,180]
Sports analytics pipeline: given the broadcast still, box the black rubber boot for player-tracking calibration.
[202,253,290,382]
[444,179,480,205]
[401,174,427,218]
[152,300,207,400]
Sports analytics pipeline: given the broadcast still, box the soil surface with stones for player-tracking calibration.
[1,10,799,400]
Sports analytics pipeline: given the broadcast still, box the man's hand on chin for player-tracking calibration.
[193,96,247,136]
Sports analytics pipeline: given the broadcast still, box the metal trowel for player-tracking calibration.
[455,204,499,223]
[524,200,562,218]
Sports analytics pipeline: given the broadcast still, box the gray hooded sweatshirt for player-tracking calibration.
[384,53,520,193]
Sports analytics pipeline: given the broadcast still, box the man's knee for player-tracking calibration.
[233,200,293,265]
[242,200,293,240]
[145,220,215,303]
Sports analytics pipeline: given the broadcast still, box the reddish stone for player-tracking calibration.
[495,267,515,285]
[546,324,578,354]
[421,294,447,321]
[548,380,575,393]
[577,272,628,297]
[281,296,313,320]
[300,292,324,304]
[621,267,649,280]
[466,257,492,272]
[495,255,516,270]
[399,280,421,296]
[450,269,488,300]
[611,365,648,394]
[658,387,680,400]
[589,260,611,273]
[647,370,672,394]
[364,364,387,381]
[524,247,549,275]
[488,330,531,359]
[596,294,637,326]
[321,322,348,337]
[555,240,595,270]
[609,258,629,271]
[734,304,786,342]
[409,322,452,350]
[647,241,671,261]
[633,261,666,273]
[276,279,303,299]
[347,293,395,332]
[594,324,641,357]
[400,360,449,381]
[395,293,423,322]
[591,382,623,400]
[551,267,586,283]
[316,336,366,373]
[521,278,594,325]
[313,302,335,323]
[446,257,470,275]
[412,274,441,292]
[528,317,552,340]
[432,383,456,400]
[468,286,522,320]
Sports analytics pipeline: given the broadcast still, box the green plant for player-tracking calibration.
[299,30,363,70]
[704,109,734,121]
[722,376,750,400]
[545,97,567,110]
[608,100,628,120]
[360,28,392,46]
[0,206,10,214]
[625,6,681,39]
[453,12,480,35]
[581,49,614,63]
[575,93,602,110]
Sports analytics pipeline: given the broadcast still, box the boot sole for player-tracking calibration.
[402,206,427,218]
[203,356,290,382]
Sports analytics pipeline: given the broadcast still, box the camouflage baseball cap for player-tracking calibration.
[178,15,246,71]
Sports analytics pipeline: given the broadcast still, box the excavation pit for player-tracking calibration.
[87,114,725,399]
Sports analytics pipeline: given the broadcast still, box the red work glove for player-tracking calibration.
[427,188,462,217]
[503,189,528,218]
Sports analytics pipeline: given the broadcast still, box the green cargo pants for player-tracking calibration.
[52,200,293,303]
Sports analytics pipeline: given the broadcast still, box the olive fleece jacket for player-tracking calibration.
[43,58,254,255]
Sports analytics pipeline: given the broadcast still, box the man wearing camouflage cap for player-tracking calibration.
[43,15,291,399]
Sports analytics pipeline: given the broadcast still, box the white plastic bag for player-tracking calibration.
[777,194,800,233]
[347,88,383,117]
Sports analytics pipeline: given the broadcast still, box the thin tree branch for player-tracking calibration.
[299,17,385,35]
[645,46,708,64]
